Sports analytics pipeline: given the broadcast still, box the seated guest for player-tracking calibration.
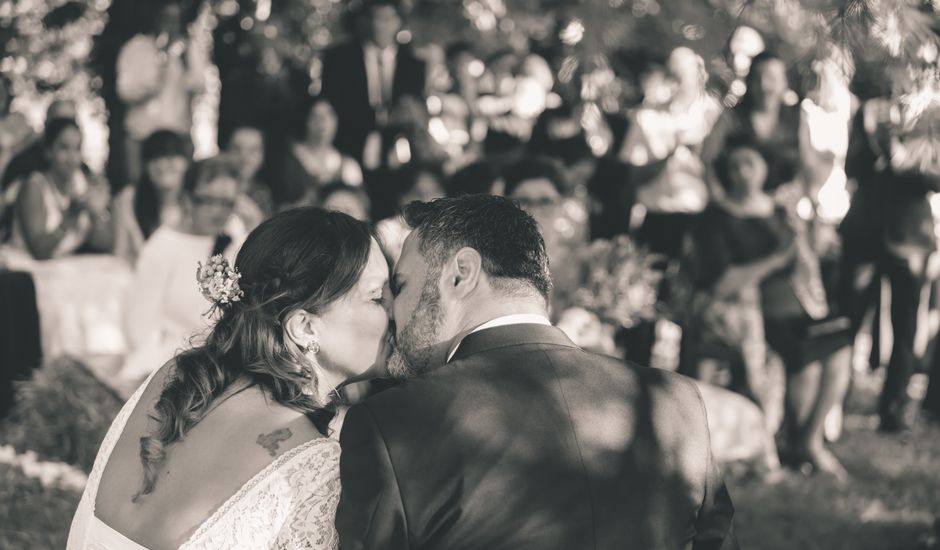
[681,139,794,418]
[687,139,851,478]
[1,99,78,194]
[112,130,190,264]
[274,97,363,208]
[121,156,245,383]
[10,118,113,260]
[225,125,273,230]
[318,182,372,222]
[503,157,587,311]
[376,163,446,262]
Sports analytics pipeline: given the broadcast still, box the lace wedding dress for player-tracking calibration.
[67,371,341,549]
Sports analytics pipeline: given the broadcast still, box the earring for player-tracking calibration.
[305,340,320,355]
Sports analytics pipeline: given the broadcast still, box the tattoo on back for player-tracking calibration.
[256,428,293,457]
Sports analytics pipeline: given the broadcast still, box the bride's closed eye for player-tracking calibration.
[368,287,387,306]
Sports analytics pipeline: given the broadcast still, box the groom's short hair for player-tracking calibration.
[402,194,552,300]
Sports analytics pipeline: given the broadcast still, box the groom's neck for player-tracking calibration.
[451,296,549,337]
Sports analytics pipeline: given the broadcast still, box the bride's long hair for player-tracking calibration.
[135,207,373,501]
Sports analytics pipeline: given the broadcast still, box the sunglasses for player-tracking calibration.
[514,197,559,209]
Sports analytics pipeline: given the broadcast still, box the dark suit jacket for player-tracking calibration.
[337,324,736,550]
[320,41,426,164]
[841,107,940,262]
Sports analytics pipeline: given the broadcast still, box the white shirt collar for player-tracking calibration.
[446,314,552,362]
[364,41,398,56]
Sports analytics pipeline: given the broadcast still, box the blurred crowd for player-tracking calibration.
[1,0,939,478]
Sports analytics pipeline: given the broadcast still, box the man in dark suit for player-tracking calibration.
[320,0,426,170]
[337,195,736,550]
[840,99,940,432]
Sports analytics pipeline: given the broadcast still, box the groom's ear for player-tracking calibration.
[283,309,319,351]
[447,247,483,299]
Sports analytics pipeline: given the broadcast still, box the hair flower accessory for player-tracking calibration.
[196,255,244,306]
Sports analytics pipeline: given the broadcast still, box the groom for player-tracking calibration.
[337,195,737,549]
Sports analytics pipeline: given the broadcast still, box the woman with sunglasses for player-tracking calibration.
[120,155,246,390]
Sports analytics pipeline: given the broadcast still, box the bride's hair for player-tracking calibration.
[135,207,374,501]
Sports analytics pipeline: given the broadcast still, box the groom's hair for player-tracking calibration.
[402,194,552,300]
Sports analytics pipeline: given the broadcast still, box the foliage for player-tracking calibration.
[0,463,80,550]
[0,357,124,473]
[0,0,110,100]
[573,235,663,328]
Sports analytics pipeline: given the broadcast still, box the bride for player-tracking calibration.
[68,207,391,549]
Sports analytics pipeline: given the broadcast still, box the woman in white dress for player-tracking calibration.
[68,207,391,549]
[10,118,113,260]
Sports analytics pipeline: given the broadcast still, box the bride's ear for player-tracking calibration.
[284,309,320,351]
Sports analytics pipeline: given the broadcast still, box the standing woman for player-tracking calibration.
[703,52,801,195]
[11,118,113,260]
[112,130,190,263]
[620,47,722,260]
[275,97,363,208]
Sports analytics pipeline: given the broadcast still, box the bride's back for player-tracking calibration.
[94,363,325,549]
[69,206,386,550]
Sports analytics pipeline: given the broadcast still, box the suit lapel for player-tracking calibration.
[352,44,372,109]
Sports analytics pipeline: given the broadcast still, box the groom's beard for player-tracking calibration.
[387,279,445,380]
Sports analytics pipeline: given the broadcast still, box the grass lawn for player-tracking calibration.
[0,358,938,550]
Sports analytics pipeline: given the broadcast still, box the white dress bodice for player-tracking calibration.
[67,371,341,549]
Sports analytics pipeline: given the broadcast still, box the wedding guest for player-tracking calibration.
[376,163,446,262]
[444,41,480,115]
[274,97,363,208]
[116,2,207,182]
[503,156,564,222]
[682,139,795,419]
[215,19,311,164]
[840,94,940,432]
[225,125,273,229]
[703,52,801,194]
[10,118,113,260]
[689,138,851,477]
[620,48,720,260]
[585,109,632,241]
[528,102,595,190]
[503,157,587,312]
[319,182,372,223]
[445,159,502,196]
[618,49,722,367]
[799,47,856,215]
[1,100,79,241]
[0,75,34,191]
[1,99,78,193]
[121,155,245,383]
[112,130,190,264]
[320,0,426,168]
